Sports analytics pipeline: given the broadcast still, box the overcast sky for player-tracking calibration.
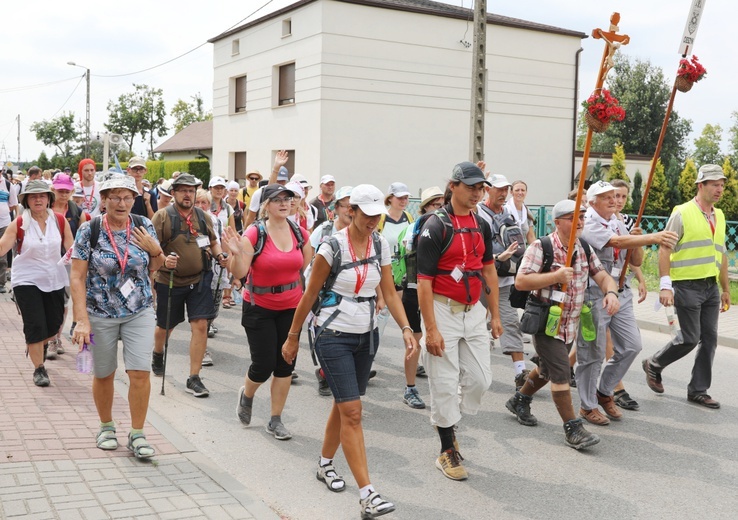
[1,0,731,166]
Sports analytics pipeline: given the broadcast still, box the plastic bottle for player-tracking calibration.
[376,307,391,339]
[77,344,93,374]
[665,306,678,341]
[580,303,597,341]
[544,305,562,337]
[232,287,243,305]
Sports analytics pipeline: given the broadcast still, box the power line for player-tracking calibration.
[0,75,82,94]
[93,0,276,78]
[49,75,85,119]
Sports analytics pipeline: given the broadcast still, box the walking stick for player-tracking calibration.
[160,256,176,396]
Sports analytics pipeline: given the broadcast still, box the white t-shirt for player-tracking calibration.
[0,179,18,228]
[313,229,391,334]
[248,187,264,214]
[75,181,102,217]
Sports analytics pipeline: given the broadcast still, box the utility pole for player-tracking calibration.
[17,114,20,164]
[469,0,487,162]
[68,62,91,157]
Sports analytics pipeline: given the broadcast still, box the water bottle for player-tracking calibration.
[580,303,597,341]
[376,307,390,340]
[233,287,243,305]
[665,306,678,341]
[544,305,562,337]
[77,344,93,374]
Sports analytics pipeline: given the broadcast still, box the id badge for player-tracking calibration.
[196,235,209,248]
[550,290,567,303]
[120,279,135,299]
[450,266,463,283]
[611,266,622,278]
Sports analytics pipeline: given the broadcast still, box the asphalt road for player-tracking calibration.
[131,305,738,520]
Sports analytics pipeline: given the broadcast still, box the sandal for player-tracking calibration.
[222,297,234,309]
[614,390,640,411]
[316,460,346,492]
[127,432,155,459]
[96,425,118,451]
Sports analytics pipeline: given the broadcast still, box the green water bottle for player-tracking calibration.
[545,305,562,337]
[580,303,597,341]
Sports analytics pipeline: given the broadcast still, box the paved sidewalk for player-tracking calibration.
[0,295,280,520]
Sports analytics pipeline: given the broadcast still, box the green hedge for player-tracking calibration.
[93,160,210,183]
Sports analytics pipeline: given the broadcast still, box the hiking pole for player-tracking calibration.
[208,257,225,334]
[160,254,177,396]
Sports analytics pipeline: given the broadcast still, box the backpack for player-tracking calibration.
[159,205,212,274]
[15,212,66,254]
[478,204,526,277]
[89,214,146,249]
[509,236,593,308]
[245,218,306,303]
[393,211,453,287]
[377,210,414,233]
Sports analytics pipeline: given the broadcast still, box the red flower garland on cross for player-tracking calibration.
[582,89,626,125]
[676,55,707,83]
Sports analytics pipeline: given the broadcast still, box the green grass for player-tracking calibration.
[638,248,738,304]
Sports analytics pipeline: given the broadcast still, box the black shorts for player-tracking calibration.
[155,270,216,329]
[14,285,66,344]
[401,288,422,333]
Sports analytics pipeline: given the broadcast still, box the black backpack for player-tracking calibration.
[509,236,593,308]
[478,204,526,277]
[89,214,146,249]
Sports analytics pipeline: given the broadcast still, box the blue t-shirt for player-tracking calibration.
[72,217,158,318]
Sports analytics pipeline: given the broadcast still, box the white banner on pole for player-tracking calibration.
[679,0,706,55]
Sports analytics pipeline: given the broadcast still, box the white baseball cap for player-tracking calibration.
[349,184,388,216]
[208,176,227,188]
[320,175,336,185]
[586,180,616,201]
[488,174,512,188]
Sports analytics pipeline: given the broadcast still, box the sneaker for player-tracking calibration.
[316,368,331,397]
[687,393,721,409]
[186,375,210,398]
[514,369,530,391]
[55,339,65,355]
[505,392,538,426]
[236,386,252,425]
[151,351,164,376]
[403,387,426,409]
[597,391,623,420]
[642,358,664,393]
[435,448,468,481]
[563,418,600,450]
[360,491,395,519]
[416,364,427,378]
[368,369,377,380]
[201,350,213,367]
[291,371,299,380]
[45,339,58,360]
[0,285,6,294]
[614,390,640,411]
[579,407,610,426]
[522,333,532,343]
[207,325,215,338]
[266,420,292,440]
[211,325,218,334]
[33,365,50,387]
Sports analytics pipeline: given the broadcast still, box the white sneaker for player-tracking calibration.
[201,350,213,367]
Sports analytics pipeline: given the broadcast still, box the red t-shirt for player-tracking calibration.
[242,224,308,310]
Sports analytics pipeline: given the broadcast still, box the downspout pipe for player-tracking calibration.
[571,47,584,190]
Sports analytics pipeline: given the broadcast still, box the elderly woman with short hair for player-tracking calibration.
[70,175,166,459]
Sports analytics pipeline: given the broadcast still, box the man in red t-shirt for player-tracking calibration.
[416,161,502,481]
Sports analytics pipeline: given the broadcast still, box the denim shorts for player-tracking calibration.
[315,328,379,403]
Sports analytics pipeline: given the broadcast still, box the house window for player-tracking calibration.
[274,150,295,178]
[282,19,292,37]
[278,63,295,106]
[234,75,247,113]
[232,39,240,55]
[234,152,247,181]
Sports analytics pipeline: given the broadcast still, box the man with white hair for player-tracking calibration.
[576,181,677,426]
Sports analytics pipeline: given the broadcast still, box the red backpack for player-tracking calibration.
[15,213,66,254]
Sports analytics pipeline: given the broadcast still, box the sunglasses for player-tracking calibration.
[248,177,260,181]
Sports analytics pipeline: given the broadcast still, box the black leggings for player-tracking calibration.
[241,303,296,383]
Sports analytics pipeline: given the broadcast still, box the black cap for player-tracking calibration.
[451,162,491,186]
[262,183,296,201]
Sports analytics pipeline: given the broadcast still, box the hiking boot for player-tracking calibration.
[237,386,253,425]
[33,365,50,387]
[316,368,331,397]
[514,369,530,391]
[435,448,468,481]
[403,387,426,409]
[563,418,600,450]
[46,339,58,360]
[614,389,640,411]
[597,391,623,420]
[201,350,213,367]
[55,339,65,355]
[207,325,215,338]
[642,358,664,393]
[266,420,292,440]
[416,364,427,378]
[505,392,538,426]
[186,375,210,398]
[687,394,721,409]
[151,351,164,376]
[579,407,610,426]
[569,367,577,388]
[359,491,395,519]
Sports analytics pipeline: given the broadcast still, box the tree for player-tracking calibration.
[645,159,671,216]
[576,55,692,167]
[718,157,738,221]
[589,159,605,182]
[606,143,629,182]
[106,84,168,156]
[171,92,212,133]
[678,158,698,203]
[631,170,643,212]
[693,123,724,167]
[30,112,79,158]
[35,151,51,170]
[727,111,738,170]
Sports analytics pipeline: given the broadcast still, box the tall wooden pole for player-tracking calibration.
[469,0,487,162]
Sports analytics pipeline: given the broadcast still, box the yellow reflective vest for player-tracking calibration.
[670,201,725,281]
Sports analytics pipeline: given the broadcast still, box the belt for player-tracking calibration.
[433,294,474,313]
[674,277,716,284]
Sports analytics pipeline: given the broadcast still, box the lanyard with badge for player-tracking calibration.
[103,215,135,299]
[449,213,478,283]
